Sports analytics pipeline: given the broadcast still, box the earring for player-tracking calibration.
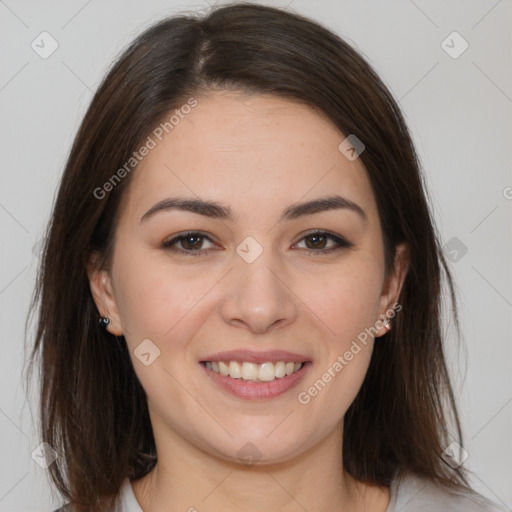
[99,316,110,329]
[383,319,391,330]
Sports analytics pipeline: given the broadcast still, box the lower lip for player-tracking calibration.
[200,362,312,400]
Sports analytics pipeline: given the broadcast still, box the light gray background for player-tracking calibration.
[0,0,511,510]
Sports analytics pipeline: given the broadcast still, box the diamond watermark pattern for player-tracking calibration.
[236,236,263,264]
[31,31,59,59]
[237,442,263,467]
[31,442,58,468]
[441,31,468,59]
[443,236,468,263]
[441,441,469,469]
[134,338,161,366]
[338,134,365,161]
[32,237,45,259]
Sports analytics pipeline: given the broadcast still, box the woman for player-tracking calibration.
[26,2,507,511]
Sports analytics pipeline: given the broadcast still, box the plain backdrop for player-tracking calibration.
[0,0,511,510]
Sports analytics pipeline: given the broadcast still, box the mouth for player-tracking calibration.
[199,359,312,400]
[200,360,306,382]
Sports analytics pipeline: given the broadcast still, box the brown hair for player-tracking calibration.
[25,2,471,510]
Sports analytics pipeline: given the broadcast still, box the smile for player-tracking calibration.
[200,360,312,400]
[202,360,304,381]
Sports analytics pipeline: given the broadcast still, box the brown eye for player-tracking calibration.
[303,233,329,250]
[162,232,216,256]
[295,230,354,254]
[179,234,205,250]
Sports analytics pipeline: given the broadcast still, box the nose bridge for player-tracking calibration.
[220,235,297,333]
[235,241,281,296]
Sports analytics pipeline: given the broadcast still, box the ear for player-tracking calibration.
[375,242,410,338]
[87,252,124,336]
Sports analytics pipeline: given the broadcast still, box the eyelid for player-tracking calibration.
[161,229,354,256]
[292,229,354,252]
[294,228,351,245]
[161,231,218,250]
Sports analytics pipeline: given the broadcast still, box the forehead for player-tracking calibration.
[120,91,377,223]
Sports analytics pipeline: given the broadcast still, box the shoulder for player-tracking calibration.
[389,472,509,512]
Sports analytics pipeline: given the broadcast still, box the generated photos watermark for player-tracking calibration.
[93,97,198,200]
[297,302,402,405]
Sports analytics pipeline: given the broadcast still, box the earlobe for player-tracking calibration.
[87,255,124,336]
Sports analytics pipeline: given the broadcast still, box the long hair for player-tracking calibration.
[25,3,470,510]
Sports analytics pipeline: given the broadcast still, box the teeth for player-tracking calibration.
[218,361,229,376]
[204,361,304,381]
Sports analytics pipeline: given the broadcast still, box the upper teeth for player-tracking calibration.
[205,361,303,381]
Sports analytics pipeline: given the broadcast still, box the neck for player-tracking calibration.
[130,417,389,512]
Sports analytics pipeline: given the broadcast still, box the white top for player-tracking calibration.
[113,472,509,512]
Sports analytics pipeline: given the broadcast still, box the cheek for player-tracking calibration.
[299,259,383,342]
[112,251,211,404]
[295,257,382,409]
[112,248,215,343]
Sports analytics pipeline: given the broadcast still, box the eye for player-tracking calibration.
[294,230,354,254]
[162,231,217,256]
[162,230,354,257]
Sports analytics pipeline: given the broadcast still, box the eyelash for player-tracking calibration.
[161,230,354,257]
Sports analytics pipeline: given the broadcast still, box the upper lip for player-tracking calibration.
[200,349,312,365]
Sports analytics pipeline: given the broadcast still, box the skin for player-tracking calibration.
[89,90,409,512]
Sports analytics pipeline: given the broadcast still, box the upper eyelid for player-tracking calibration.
[163,230,351,250]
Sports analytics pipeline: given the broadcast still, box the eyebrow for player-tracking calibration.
[140,194,367,224]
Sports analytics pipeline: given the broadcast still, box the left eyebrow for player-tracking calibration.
[140,194,367,224]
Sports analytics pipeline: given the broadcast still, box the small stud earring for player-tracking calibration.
[99,316,110,329]
[383,319,391,330]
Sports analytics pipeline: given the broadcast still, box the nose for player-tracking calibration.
[220,248,298,335]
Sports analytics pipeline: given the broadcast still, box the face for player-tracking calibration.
[89,91,408,465]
